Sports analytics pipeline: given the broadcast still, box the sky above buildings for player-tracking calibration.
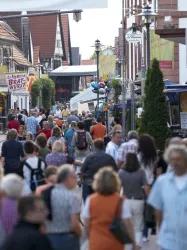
[69,0,122,60]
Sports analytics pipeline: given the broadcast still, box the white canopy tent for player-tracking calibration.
[50,65,97,77]
[70,86,106,113]
[1,0,107,11]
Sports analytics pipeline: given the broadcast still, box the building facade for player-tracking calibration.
[114,0,187,84]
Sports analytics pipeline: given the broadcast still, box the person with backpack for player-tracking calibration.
[72,121,92,184]
[21,141,46,194]
[72,121,92,159]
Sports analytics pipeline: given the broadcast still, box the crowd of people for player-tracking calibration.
[0,105,187,250]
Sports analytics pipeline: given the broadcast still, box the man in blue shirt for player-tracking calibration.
[148,144,187,250]
[26,112,38,140]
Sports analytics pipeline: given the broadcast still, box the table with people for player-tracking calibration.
[1,106,187,250]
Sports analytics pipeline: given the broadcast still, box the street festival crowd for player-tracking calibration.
[0,105,187,250]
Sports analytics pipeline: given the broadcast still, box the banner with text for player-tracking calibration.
[150,31,174,69]
[6,73,27,92]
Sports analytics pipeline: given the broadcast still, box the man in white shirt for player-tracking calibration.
[21,141,46,194]
[55,106,62,119]
[105,130,122,163]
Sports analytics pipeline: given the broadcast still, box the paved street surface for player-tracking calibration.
[81,236,159,250]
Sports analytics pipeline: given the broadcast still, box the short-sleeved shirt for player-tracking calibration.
[82,196,131,219]
[46,184,81,233]
[148,172,187,250]
[117,139,138,164]
[119,168,148,199]
[1,140,24,175]
[66,115,79,125]
[72,131,92,158]
[22,157,46,194]
[45,153,71,167]
[105,141,119,163]
[26,116,38,135]
[90,123,106,140]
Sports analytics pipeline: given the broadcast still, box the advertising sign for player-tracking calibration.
[180,92,187,129]
[6,73,27,92]
[99,55,116,80]
[125,30,142,43]
[150,31,174,69]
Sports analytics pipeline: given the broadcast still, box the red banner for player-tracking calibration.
[159,61,173,69]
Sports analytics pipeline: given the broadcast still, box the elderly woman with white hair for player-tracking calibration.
[0,174,23,237]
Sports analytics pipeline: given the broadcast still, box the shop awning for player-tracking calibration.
[50,65,97,77]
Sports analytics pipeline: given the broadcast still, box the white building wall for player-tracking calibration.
[179,18,187,84]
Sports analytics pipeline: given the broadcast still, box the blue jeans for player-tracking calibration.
[82,180,93,202]
[48,233,80,250]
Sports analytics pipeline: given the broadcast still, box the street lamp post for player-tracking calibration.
[94,39,101,109]
[138,5,158,69]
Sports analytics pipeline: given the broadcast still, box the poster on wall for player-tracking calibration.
[6,73,27,92]
[150,31,174,69]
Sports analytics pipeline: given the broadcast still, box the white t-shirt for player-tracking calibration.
[137,153,155,185]
[174,174,187,190]
[55,109,62,118]
[22,156,45,194]
[82,196,131,219]
[105,141,119,163]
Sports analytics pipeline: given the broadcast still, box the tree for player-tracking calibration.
[41,78,56,109]
[30,81,40,107]
[140,58,170,150]
[139,68,151,134]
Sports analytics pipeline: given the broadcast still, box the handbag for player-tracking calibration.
[109,197,132,244]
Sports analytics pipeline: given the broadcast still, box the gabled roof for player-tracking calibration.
[13,45,32,67]
[0,21,19,42]
[28,12,57,58]
[0,12,22,48]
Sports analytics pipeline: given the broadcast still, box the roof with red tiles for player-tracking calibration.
[28,12,57,58]
[13,45,32,66]
[0,21,19,42]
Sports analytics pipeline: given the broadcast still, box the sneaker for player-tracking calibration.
[142,237,149,242]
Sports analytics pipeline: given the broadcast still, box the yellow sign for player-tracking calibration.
[41,74,49,79]
[99,55,116,80]
[150,31,174,69]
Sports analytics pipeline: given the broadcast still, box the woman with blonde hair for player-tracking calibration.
[48,126,64,149]
[82,167,137,250]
